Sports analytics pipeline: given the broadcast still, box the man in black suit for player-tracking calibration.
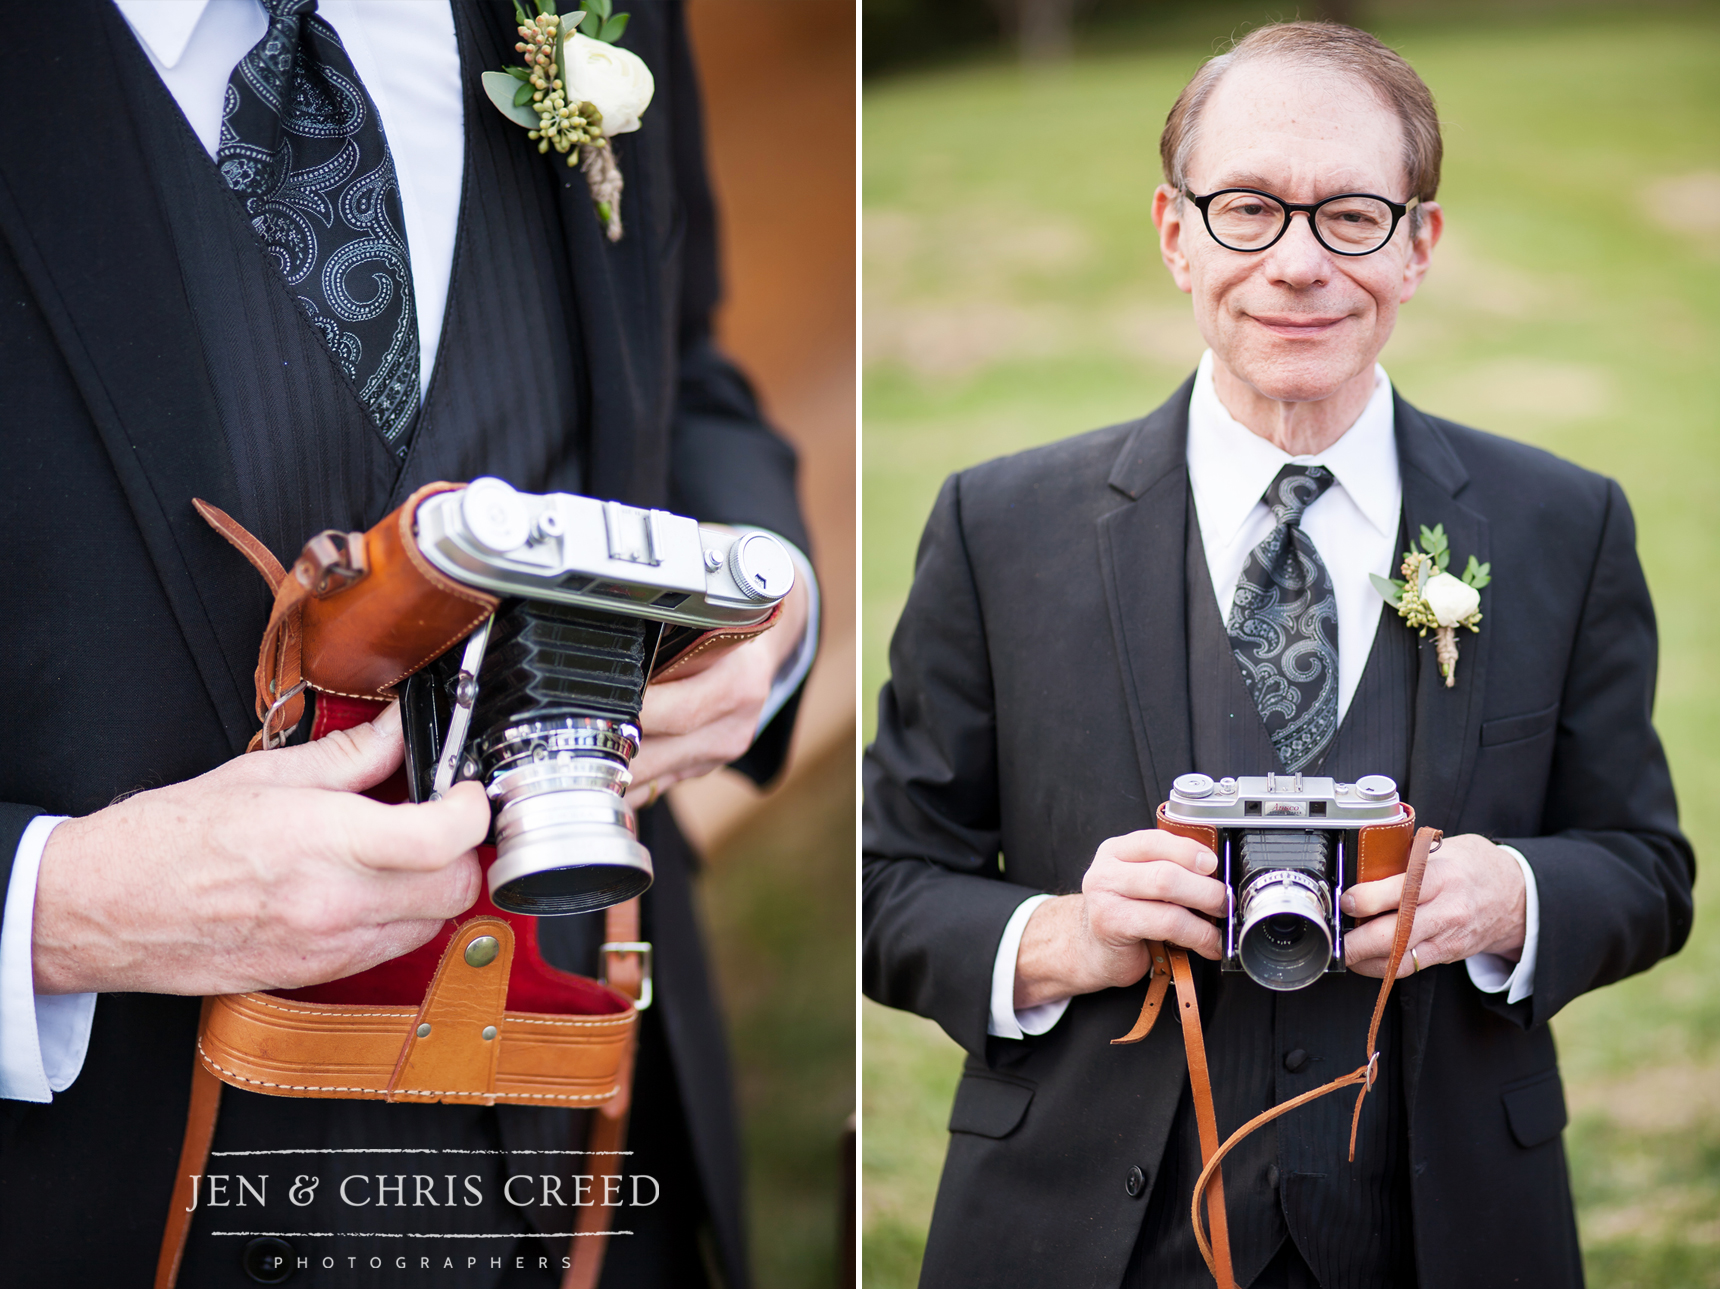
[863,22,1691,1289]
[0,3,814,1286]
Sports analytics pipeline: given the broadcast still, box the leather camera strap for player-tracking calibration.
[562,897,645,1289]
[193,498,309,750]
[1112,826,1441,1289]
[153,1000,224,1289]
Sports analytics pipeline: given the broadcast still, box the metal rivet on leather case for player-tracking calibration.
[417,1023,432,1038]
[482,1026,498,1041]
[465,935,500,968]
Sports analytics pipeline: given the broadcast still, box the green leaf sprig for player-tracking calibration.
[578,0,631,43]
[482,4,608,168]
[1368,524,1488,636]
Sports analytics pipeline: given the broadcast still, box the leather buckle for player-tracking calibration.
[599,940,653,1011]
[259,679,308,751]
[294,530,369,598]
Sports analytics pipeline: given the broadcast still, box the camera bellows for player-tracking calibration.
[475,598,651,722]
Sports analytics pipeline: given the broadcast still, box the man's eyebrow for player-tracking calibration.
[1198,171,1389,195]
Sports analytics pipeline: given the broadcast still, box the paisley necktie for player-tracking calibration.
[1227,465,1341,773]
[217,0,420,453]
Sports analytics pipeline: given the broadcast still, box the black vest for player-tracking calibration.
[106,8,616,1284]
[111,1,590,567]
[1126,500,1418,1289]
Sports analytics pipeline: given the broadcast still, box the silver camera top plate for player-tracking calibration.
[415,479,792,630]
[1164,772,1407,828]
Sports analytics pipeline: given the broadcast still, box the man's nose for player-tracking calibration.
[1259,211,1330,287]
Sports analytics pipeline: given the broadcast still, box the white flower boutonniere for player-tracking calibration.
[1370,524,1491,687]
[481,1,655,242]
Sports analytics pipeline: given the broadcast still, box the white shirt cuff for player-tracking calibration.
[742,531,819,734]
[2,816,98,1103]
[1464,843,1539,1005]
[987,893,1070,1039]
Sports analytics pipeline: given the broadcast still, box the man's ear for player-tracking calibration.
[1153,184,1194,294]
[1399,200,1443,304]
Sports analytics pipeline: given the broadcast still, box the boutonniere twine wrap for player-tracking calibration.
[1370,524,1491,687]
[482,1,653,241]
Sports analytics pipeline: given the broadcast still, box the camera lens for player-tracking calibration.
[472,599,656,915]
[1237,871,1333,991]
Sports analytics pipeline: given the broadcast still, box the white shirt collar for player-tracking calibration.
[1186,349,1399,548]
[113,0,216,70]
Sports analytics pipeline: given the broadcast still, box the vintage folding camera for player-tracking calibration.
[1162,772,1412,991]
[393,478,794,916]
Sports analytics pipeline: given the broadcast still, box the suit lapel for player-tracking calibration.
[0,2,261,751]
[1393,394,1489,1110]
[1097,379,1197,805]
[465,0,674,508]
[1396,394,1490,836]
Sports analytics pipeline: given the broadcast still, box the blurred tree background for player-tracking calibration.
[861,1,1720,1286]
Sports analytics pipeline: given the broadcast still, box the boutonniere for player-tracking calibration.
[1370,524,1492,687]
[481,1,655,242]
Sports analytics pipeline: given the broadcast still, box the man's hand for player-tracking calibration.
[1013,830,1228,1011]
[32,703,489,997]
[1342,833,1526,978]
[627,576,810,799]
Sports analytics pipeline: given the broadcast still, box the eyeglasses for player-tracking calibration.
[1182,187,1419,256]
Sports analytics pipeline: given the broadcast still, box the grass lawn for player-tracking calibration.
[862,8,1720,1286]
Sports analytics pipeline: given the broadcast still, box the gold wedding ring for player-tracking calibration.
[1410,947,1422,975]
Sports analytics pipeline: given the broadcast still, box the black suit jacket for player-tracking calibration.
[862,379,1692,1288]
[0,3,805,1286]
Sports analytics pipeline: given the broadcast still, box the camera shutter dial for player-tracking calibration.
[728,531,795,603]
[462,477,532,554]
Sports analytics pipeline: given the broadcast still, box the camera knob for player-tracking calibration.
[727,531,795,603]
[461,477,532,554]
[1355,775,1397,801]
[1173,773,1215,799]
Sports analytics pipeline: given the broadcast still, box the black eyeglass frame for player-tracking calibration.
[1182,187,1421,257]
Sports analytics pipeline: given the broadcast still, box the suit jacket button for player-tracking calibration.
[1125,1165,1146,1198]
[242,1235,294,1283]
[1283,1048,1309,1072]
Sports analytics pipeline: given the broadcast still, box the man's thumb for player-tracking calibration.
[224,701,407,792]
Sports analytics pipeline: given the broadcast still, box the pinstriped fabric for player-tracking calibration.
[1126,505,1417,1287]
[110,23,398,565]
[392,0,587,505]
[108,0,588,566]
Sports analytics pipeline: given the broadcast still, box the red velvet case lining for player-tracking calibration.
[270,694,626,1016]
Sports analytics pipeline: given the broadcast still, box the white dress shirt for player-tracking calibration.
[987,352,1538,1039]
[2,0,819,1101]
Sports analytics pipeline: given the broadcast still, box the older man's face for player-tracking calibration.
[1155,58,1440,405]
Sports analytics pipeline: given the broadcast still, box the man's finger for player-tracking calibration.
[1103,862,1229,917]
[638,642,768,739]
[221,702,407,793]
[342,855,486,926]
[1339,909,1402,967]
[330,782,493,872]
[1099,830,1218,875]
[1342,872,1405,919]
[1107,902,1222,960]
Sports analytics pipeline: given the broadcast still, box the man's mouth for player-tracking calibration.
[1247,313,1351,338]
